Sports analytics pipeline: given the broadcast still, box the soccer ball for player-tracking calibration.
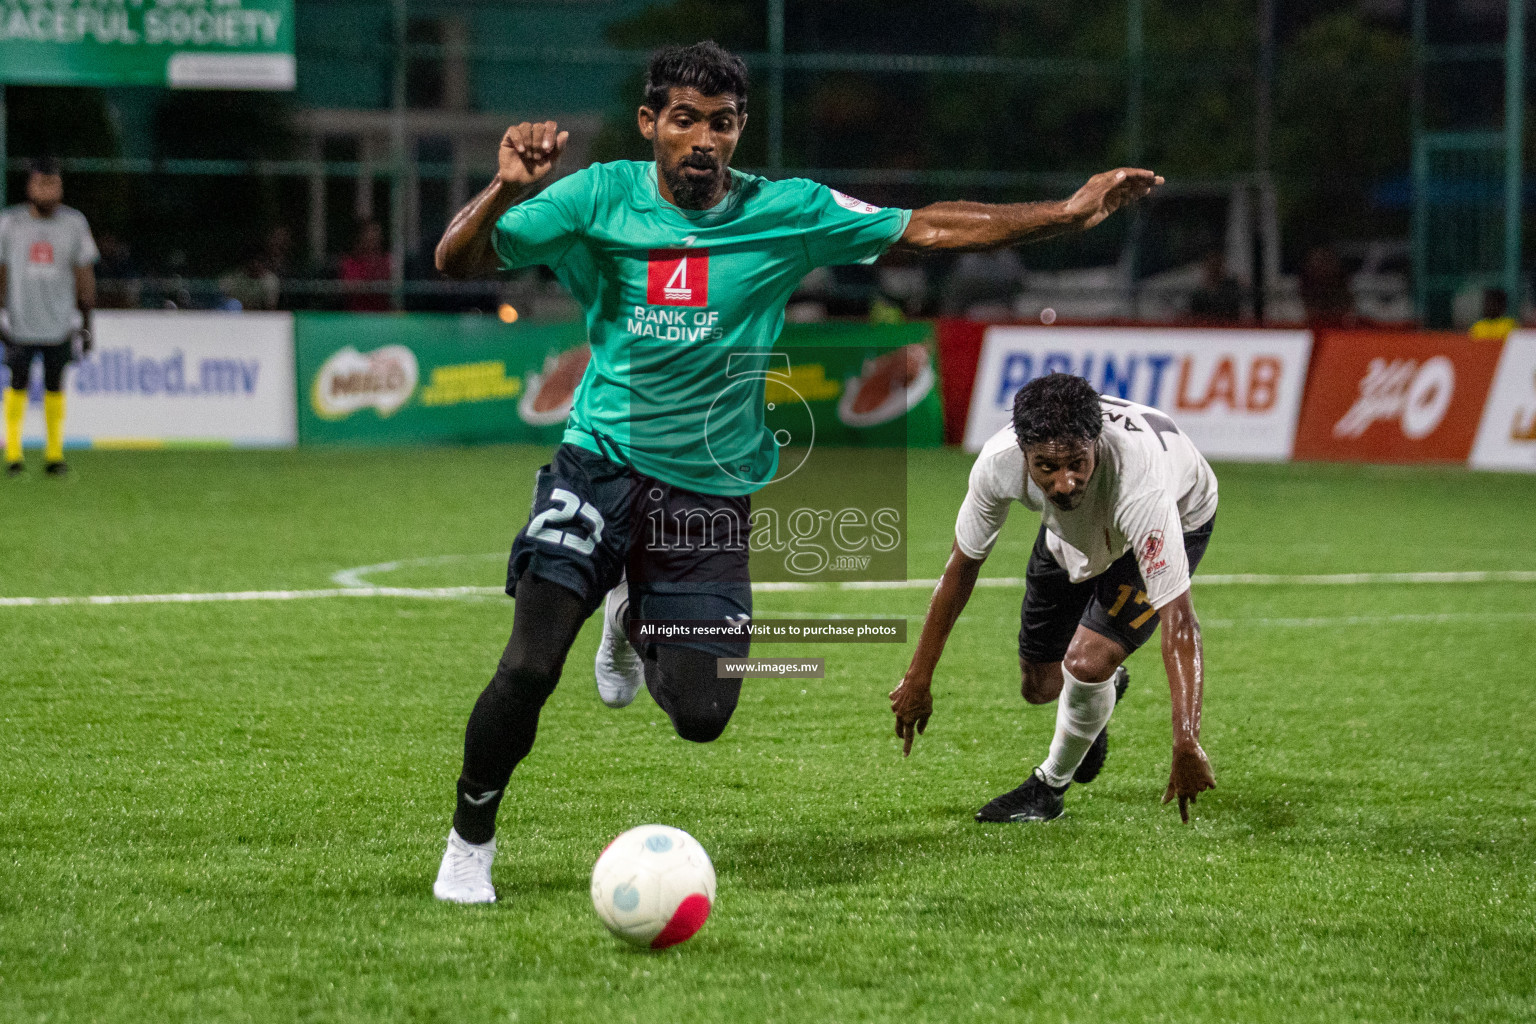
[590,824,716,949]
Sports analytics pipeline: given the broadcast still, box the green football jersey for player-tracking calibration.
[492,160,910,496]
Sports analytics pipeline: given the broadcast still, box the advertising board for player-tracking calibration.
[1292,331,1502,463]
[295,315,943,449]
[1470,331,1536,472]
[962,327,1312,460]
[0,0,295,88]
[4,310,296,448]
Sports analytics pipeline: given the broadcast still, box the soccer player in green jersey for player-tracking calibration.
[431,41,1161,902]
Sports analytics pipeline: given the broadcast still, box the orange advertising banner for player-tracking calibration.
[1294,331,1504,463]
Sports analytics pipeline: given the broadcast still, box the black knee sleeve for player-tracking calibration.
[645,646,741,744]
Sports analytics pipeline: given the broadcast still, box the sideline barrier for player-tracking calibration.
[296,314,583,446]
[14,313,1532,471]
[1293,330,1501,464]
[956,325,1311,460]
[1471,330,1536,472]
[4,311,296,449]
[292,314,943,448]
[938,319,1534,472]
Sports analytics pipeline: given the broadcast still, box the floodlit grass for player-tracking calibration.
[1,448,1533,1023]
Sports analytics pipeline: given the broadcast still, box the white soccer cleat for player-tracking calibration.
[433,829,497,904]
[595,578,645,708]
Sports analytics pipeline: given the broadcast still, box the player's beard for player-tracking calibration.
[662,155,726,210]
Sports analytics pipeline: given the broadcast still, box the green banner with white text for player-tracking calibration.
[294,313,944,449]
[0,0,294,89]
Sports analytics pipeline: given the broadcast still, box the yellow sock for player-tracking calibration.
[44,390,65,463]
[3,388,24,464]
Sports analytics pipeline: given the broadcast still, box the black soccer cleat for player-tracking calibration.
[6,461,22,477]
[975,768,1068,823]
[1073,727,1110,784]
[1072,665,1130,785]
[44,461,68,477]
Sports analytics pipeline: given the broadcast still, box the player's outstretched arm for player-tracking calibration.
[890,541,984,756]
[435,121,570,278]
[1158,590,1216,822]
[895,168,1164,252]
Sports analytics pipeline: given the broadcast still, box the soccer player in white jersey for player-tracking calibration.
[890,373,1218,823]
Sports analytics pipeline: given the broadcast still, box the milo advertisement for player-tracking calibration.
[774,321,942,446]
[295,314,588,445]
[293,314,942,448]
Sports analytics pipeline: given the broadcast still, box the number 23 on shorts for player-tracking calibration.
[529,487,606,555]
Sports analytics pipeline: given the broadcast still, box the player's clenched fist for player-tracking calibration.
[499,121,570,188]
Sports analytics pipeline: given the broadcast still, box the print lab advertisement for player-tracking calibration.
[1470,331,1536,472]
[5,311,296,448]
[962,327,1313,461]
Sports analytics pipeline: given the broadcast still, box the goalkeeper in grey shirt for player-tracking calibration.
[2,157,98,476]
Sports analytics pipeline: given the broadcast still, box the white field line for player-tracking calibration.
[0,586,503,608]
[329,553,504,589]
[751,570,1536,592]
[1199,610,1536,629]
[2,569,1533,610]
[752,609,1536,630]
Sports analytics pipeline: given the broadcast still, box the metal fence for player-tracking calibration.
[4,0,1472,324]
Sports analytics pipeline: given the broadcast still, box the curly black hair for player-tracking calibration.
[1011,373,1103,449]
[644,41,749,113]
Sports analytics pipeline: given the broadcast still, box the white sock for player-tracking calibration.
[1037,666,1118,788]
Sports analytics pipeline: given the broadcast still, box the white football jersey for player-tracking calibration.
[955,398,1218,609]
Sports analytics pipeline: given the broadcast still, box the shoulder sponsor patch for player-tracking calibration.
[830,189,881,215]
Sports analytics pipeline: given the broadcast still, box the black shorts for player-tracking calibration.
[1018,515,1215,664]
[4,340,71,393]
[507,443,751,657]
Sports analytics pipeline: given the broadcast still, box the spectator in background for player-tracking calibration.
[339,219,392,312]
[1299,245,1354,327]
[262,225,293,279]
[94,232,141,309]
[1469,287,1517,342]
[217,247,280,311]
[1188,250,1244,325]
[941,249,1025,320]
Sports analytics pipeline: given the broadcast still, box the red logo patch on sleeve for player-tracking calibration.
[646,248,709,307]
[28,241,55,265]
[1139,529,1170,579]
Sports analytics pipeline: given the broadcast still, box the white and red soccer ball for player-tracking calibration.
[590,825,715,949]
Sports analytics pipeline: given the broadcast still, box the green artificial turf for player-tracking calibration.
[1,448,1533,1023]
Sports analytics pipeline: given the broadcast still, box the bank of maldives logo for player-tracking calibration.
[647,248,709,307]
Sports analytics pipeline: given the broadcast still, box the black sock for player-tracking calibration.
[453,775,507,845]
[451,576,587,844]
